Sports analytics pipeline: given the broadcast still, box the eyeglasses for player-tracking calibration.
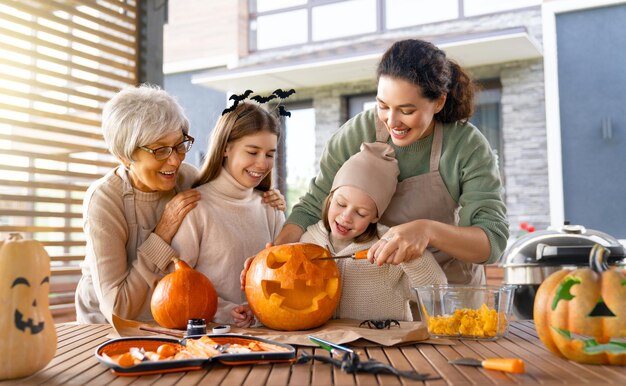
[138,135,195,161]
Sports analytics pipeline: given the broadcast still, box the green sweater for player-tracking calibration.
[287,108,509,264]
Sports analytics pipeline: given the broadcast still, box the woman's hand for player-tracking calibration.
[263,189,286,212]
[368,220,431,266]
[232,304,255,328]
[154,189,201,244]
[273,223,304,246]
[368,219,491,266]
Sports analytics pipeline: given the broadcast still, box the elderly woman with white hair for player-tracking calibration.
[75,84,284,324]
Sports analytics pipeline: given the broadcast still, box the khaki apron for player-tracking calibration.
[120,168,158,263]
[119,168,172,319]
[375,119,485,285]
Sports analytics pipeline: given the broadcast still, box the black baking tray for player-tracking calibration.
[95,334,296,376]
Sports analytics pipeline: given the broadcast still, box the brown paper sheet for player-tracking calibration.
[109,315,454,346]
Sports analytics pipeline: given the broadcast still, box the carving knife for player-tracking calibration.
[448,358,525,373]
[316,249,369,260]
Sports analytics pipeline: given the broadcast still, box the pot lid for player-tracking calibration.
[500,224,626,267]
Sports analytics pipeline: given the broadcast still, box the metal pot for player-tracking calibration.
[500,224,626,320]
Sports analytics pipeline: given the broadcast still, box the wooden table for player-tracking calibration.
[2,320,626,385]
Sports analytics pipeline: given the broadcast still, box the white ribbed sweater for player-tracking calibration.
[171,169,285,324]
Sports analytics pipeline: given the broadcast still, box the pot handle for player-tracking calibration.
[536,244,625,265]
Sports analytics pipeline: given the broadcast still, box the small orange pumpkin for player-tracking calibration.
[0,233,57,380]
[150,257,218,329]
[534,244,626,365]
[245,243,341,331]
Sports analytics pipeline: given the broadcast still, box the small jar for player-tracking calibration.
[186,318,206,336]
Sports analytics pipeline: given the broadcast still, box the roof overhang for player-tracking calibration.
[192,27,543,93]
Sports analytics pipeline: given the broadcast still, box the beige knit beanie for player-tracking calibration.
[331,142,399,217]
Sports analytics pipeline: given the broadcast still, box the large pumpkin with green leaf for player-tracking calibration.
[534,244,626,365]
[0,233,57,380]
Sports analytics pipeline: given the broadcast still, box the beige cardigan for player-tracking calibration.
[75,164,198,324]
[171,169,285,324]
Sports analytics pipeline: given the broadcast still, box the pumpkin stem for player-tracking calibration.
[171,256,180,264]
[589,244,609,273]
[8,233,23,241]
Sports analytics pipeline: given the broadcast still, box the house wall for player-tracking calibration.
[164,0,240,74]
[163,3,551,237]
[275,8,550,233]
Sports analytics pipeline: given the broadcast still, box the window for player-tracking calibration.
[348,93,376,119]
[386,0,458,29]
[470,81,503,174]
[0,1,138,322]
[249,0,540,51]
[255,0,307,12]
[275,103,317,215]
[464,0,541,17]
[312,0,377,41]
[254,9,308,50]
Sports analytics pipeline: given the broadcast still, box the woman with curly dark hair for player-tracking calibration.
[273,39,509,285]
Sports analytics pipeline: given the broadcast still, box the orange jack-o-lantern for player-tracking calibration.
[245,243,340,331]
[534,244,626,365]
[0,233,57,380]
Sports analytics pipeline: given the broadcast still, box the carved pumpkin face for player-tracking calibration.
[534,244,626,365]
[245,243,340,331]
[0,233,57,380]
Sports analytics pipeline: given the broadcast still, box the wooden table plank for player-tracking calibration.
[452,340,521,385]
[239,363,272,386]
[169,369,212,386]
[383,345,427,385]
[436,344,495,385]
[264,361,292,386]
[329,350,357,386]
[289,347,313,386]
[416,344,472,385]
[362,346,399,385]
[310,347,334,386]
[497,330,618,384]
[59,362,113,385]
[3,321,626,386]
[219,365,252,385]
[400,345,446,386]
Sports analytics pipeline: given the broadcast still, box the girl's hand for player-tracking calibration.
[232,304,255,328]
[240,243,272,290]
[240,256,255,290]
[154,189,201,244]
[263,189,286,212]
[368,220,430,266]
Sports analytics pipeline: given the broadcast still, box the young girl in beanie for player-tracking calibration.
[299,142,447,322]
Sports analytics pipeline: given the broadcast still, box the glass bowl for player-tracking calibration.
[413,284,516,340]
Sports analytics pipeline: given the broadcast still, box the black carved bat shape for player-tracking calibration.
[250,94,277,104]
[222,90,255,115]
[230,89,253,102]
[278,105,291,117]
[273,89,296,99]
